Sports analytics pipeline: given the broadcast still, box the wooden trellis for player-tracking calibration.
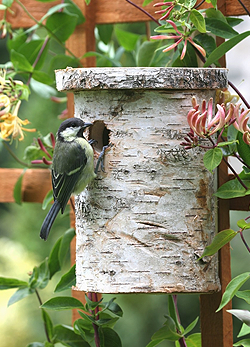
[1,0,250,346]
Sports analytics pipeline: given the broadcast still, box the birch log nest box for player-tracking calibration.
[55,67,228,294]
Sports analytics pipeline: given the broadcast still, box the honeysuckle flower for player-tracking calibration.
[151,20,206,60]
[0,101,36,141]
[0,94,11,115]
[154,2,175,20]
[186,96,234,139]
[232,103,250,145]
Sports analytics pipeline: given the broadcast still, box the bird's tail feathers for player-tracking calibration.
[40,200,61,241]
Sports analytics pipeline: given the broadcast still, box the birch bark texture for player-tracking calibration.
[56,67,228,294]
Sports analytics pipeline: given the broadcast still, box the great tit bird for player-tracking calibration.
[40,118,96,241]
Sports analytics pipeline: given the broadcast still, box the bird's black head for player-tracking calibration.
[57,118,92,142]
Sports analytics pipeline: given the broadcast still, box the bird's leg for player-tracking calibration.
[88,139,100,159]
[95,144,112,174]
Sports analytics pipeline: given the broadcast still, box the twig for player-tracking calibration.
[240,230,250,253]
[194,0,206,9]
[228,80,250,109]
[237,0,250,16]
[35,289,51,343]
[125,0,160,25]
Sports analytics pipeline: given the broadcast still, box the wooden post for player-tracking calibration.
[200,0,233,343]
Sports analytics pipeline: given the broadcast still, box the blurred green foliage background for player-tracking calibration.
[1,17,250,347]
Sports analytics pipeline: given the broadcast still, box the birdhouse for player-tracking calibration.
[55,67,228,294]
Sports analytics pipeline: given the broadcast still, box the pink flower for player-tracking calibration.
[233,103,250,144]
[154,2,175,20]
[150,20,206,60]
[187,96,233,138]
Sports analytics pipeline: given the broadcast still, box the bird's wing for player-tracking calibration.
[52,145,87,213]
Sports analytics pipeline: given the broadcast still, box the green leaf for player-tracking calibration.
[54,324,91,347]
[2,0,13,7]
[23,145,43,161]
[30,79,57,98]
[238,323,250,338]
[146,340,163,347]
[204,31,250,67]
[74,318,93,341]
[233,339,250,347]
[55,264,76,292]
[226,17,244,27]
[142,0,154,5]
[46,12,78,42]
[136,40,161,67]
[40,3,70,21]
[186,0,197,7]
[17,39,49,71]
[26,343,45,347]
[227,309,250,326]
[190,9,206,33]
[114,27,140,51]
[217,272,250,312]
[185,333,202,347]
[97,24,114,45]
[85,294,103,311]
[99,327,122,347]
[41,296,85,310]
[205,8,227,23]
[29,258,50,290]
[8,286,32,306]
[205,18,238,39]
[103,298,123,317]
[236,290,250,305]
[168,295,181,331]
[31,71,54,85]
[237,219,250,230]
[13,169,27,205]
[199,229,237,259]
[64,0,85,26]
[173,40,198,67]
[0,277,28,290]
[203,147,223,172]
[237,132,250,167]
[214,178,249,199]
[41,309,54,341]
[78,310,96,324]
[58,228,75,267]
[183,317,199,335]
[48,237,62,279]
[152,316,182,341]
[10,50,33,73]
[194,33,216,57]
[48,54,79,76]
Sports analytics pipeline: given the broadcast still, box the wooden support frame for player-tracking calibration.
[1,0,250,345]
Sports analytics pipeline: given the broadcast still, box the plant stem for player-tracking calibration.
[240,230,250,253]
[172,295,187,347]
[35,289,51,343]
[125,0,160,25]
[228,80,250,109]
[237,0,250,16]
[27,36,50,85]
[3,141,30,167]
[87,292,100,347]
[2,141,46,168]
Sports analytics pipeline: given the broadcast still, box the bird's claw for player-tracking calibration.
[95,143,113,174]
